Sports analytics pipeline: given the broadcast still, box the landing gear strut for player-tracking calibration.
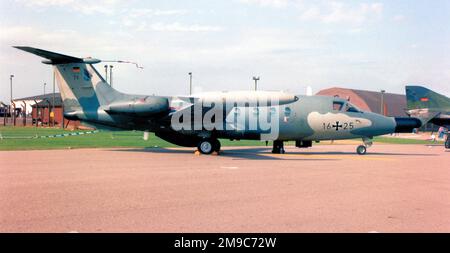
[272,140,285,154]
[356,137,373,155]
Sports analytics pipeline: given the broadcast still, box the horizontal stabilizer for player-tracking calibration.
[14,46,100,64]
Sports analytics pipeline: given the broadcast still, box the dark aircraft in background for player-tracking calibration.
[14,46,424,155]
[406,85,450,148]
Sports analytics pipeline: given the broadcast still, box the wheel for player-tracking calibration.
[272,147,285,154]
[197,139,214,154]
[272,140,285,154]
[445,135,450,149]
[356,145,367,155]
[213,139,221,152]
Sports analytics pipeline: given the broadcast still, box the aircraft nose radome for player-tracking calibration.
[394,117,422,133]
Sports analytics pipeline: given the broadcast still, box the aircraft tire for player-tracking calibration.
[356,145,367,155]
[198,139,214,154]
[213,139,221,152]
[272,140,285,154]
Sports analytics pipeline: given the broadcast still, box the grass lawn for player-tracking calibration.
[0,126,267,150]
[0,126,443,151]
[373,136,443,145]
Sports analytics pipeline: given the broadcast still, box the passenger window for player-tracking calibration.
[270,107,277,115]
[333,102,344,111]
[284,107,292,117]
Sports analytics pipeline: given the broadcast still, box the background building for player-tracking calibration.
[316,87,408,117]
[10,93,80,128]
[13,93,61,115]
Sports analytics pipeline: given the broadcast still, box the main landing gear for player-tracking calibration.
[272,140,285,154]
[356,137,373,155]
[197,138,221,154]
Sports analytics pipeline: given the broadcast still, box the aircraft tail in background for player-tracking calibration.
[405,85,450,128]
[406,85,450,111]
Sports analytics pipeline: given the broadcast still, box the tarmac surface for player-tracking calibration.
[1,144,449,232]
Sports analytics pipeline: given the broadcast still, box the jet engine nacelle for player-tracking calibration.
[107,96,169,116]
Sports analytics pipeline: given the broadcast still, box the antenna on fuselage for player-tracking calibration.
[102,60,144,69]
[101,60,144,87]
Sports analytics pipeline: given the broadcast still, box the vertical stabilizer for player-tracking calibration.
[406,85,450,111]
[54,63,122,113]
[14,46,124,115]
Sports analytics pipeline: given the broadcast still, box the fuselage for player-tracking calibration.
[71,90,407,145]
[172,91,398,141]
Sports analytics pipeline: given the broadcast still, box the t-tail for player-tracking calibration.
[14,46,169,129]
[14,46,124,116]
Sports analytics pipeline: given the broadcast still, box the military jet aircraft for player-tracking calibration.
[15,46,423,155]
[406,85,450,149]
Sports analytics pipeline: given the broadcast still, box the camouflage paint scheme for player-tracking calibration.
[54,62,398,141]
[14,47,423,153]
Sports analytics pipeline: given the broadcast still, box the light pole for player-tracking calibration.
[253,76,260,91]
[104,65,108,82]
[44,82,46,96]
[380,90,386,115]
[188,72,192,95]
[10,75,14,103]
[10,75,14,125]
[109,65,113,87]
[52,72,56,127]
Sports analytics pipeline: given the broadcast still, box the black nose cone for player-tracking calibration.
[394,117,422,133]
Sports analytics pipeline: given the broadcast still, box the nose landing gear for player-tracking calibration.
[356,145,367,155]
[356,137,373,155]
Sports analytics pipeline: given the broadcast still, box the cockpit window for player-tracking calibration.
[333,101,344,111]
[345,102,361,113]
[346,106,359,112]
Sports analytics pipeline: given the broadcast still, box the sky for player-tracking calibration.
[1,0,450,102]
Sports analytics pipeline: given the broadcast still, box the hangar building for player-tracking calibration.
[316,87,408,117]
